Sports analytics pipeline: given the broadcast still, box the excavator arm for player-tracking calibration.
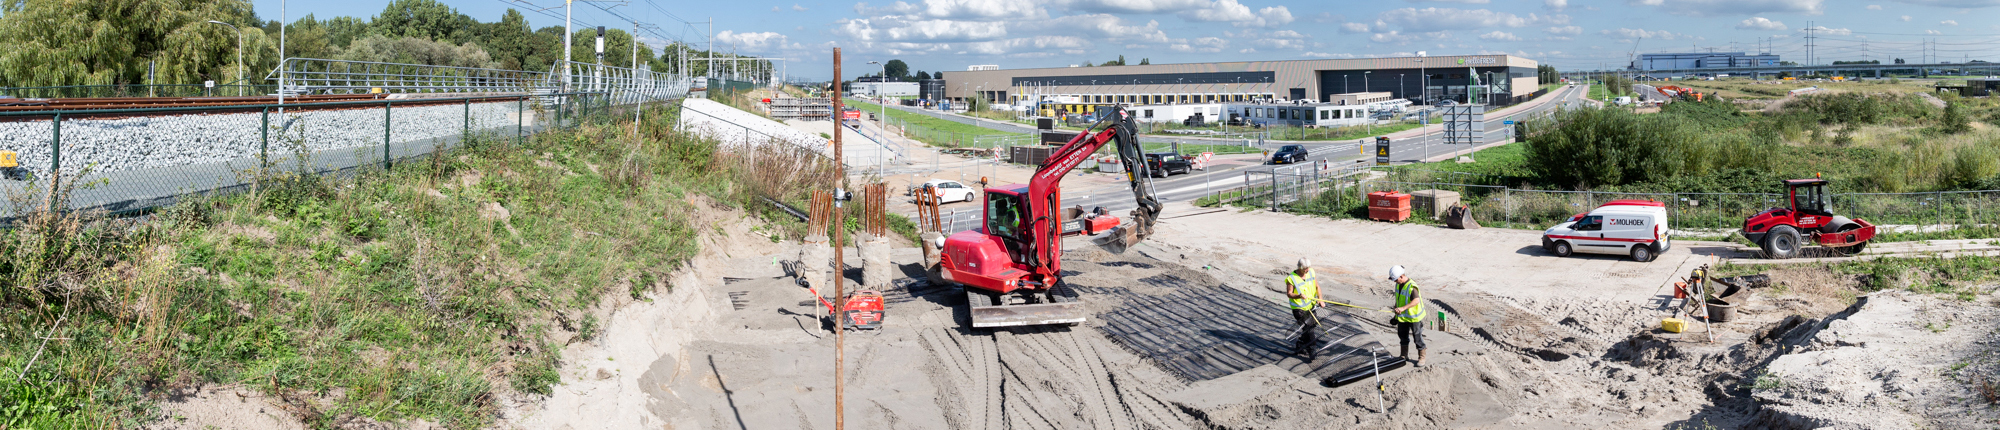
[1025,106,1163,273]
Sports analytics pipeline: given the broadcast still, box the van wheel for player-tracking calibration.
[1630,244,1654,262]
[1552,241,1573,257]
[1762,226,1801,259]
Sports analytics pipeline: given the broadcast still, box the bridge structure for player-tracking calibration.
[1561,61,1999,80]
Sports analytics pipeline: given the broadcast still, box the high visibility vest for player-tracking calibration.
[1286,270,1318,310]
[1394,281,1424,323]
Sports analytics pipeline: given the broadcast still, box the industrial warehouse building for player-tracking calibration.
[935,54,1539,111]
[1631,52,1782,70]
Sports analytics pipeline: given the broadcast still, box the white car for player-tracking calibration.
[910,179,979,204]
[1541,200,1671,262]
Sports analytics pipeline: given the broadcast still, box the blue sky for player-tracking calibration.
[253,0,2000,79]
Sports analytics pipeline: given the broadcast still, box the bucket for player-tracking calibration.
[1705,298,1738,322]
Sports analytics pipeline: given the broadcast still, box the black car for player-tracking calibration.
[1269,144,1308,164]
[1143,153,1193,177]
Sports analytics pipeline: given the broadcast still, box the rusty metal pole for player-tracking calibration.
[831,47,846,430]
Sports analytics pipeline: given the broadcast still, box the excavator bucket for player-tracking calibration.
[967,285,1087,328]
[1090,208,1156,254]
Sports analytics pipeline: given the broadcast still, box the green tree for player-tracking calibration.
[324,16,370,48]
[483,9,536,70]
[370,0,477,44]
[0,0,256,87]
[283,15,338,59]
[916,70,932,80]
[884,59,909,81]
[1139,58,1150,65]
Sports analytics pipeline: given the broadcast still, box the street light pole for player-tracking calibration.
[205,20,243,97]
[868,60,885,178]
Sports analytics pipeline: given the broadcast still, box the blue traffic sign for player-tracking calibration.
[1503,120,1515,125]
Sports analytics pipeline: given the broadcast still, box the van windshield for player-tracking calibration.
[1573,216,1603,231]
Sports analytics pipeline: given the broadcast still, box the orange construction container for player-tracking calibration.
[1367,191,1412,222]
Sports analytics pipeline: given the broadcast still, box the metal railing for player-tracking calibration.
[548,60,691,106]
[0,83,279,98]
[0,92,628,218]
[269,58,552,94]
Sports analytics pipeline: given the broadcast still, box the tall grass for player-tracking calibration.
[0,100,834,428]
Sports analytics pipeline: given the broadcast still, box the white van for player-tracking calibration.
[1541,200,1671,262]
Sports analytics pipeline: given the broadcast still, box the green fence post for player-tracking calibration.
[50,112,61,196]
[260,107,270,170]
[384,101,392,170]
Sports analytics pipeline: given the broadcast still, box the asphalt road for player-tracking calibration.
[915,85,1594,234]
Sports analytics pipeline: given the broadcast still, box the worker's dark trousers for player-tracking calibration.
[1395,320,1426,352]
[1293,308,1317,356]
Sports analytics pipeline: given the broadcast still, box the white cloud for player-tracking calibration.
[1601,28,1685,40]
[1239,48,1256,53]
[1067,0,1211,13]
[1866,4,1883,8]
[960,36,1089,55]
[1926,29,1943,34]
[1370,30,1451,43]
[1377,8,1569,32]
[1339,22,1372,33]
[772,6,780,12]
[1478,30,1522,41]
[794,4,809,11]
[714,31,790,51]
[1544,25,1582,35]
[1902,15,1913,20]
[1402,0,1490,3]
[1736,17,1787,30]
[857,0,1050,20]
[1633,0,1825,17]
[1942,19,1960,25]
[1027,14,1171,43]
[1302,51,1356,58]
[1168,36,1228,53]
[1802,25,1852,35]
[1546,0,1569,10]
[1892,0,2000,7]
[1177,0,1294,28]
[1310,12,1345,23]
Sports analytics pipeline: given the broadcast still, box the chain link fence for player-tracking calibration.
[0,92,624,218]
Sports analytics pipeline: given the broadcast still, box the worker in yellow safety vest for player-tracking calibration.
[1285,258,1321,359]
[1387,265,1427,366]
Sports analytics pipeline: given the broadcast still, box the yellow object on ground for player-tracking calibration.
[0,151,17,168]
[1662,318,1687,333]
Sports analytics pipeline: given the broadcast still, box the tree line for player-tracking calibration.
[0,0,761,89]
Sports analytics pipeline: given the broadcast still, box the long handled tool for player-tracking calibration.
[1312,298,1391,313]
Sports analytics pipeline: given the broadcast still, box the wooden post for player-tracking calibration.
[831,47,846,430]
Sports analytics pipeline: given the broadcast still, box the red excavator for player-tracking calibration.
[938,106,1162,328]
[1741,177,1877,259]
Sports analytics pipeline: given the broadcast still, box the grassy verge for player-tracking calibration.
[841,98,1028,148]
[0,102,833,428]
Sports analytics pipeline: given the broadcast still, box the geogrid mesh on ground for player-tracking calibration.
[1079,276,1390,383]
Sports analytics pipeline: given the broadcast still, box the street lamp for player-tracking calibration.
[205,20,243,96]
[1399,74,1406,101]
[867,60,887,179]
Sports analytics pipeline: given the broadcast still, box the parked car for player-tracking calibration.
[1143,153,1192,177]
[1541,200,1671,262]
[908,179,979,204]
[1268,144,1308,164]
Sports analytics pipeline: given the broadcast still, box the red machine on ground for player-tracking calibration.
[938,106,1162,328]
[1741,178,1877,259]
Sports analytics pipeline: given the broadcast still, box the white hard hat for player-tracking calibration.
[1388,265,1406,281]
[1297,258,1311,271]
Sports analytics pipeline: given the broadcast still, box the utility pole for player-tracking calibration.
[564,0,574,91]
[830,47,847,430]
